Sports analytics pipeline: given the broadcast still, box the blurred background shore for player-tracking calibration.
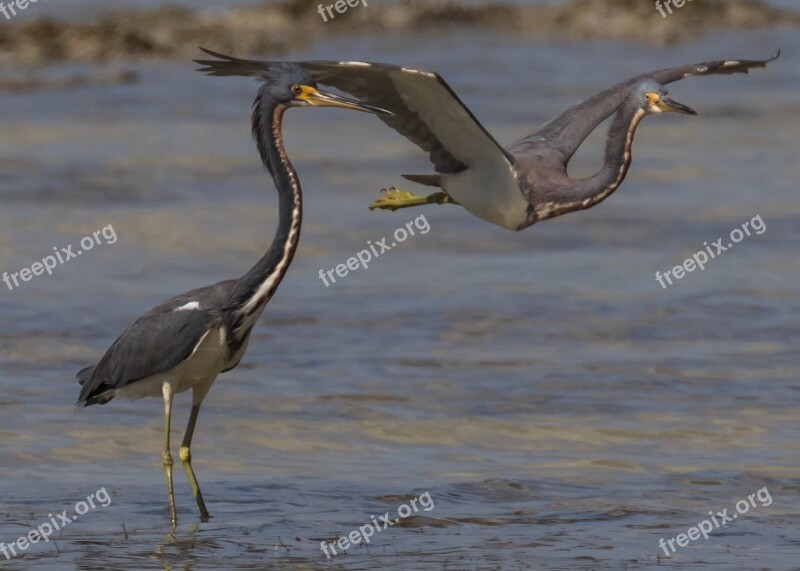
[0,0,799,68]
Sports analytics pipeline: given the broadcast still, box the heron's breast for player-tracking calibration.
[178,324,231,383]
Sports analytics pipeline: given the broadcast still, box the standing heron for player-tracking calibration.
[195,50,778,230]
[76,61,390,526]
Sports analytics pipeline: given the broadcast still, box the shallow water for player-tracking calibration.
[0,20,798,571]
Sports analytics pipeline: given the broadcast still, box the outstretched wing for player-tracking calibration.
[518,50,780,163]
[76,291,222,406]
[195,48,515,175]
[649,50,780,86]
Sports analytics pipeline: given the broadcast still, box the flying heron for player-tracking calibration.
[76,61,390,526]
[195,50,778,230]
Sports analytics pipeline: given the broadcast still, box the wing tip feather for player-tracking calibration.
[194,46,268,77]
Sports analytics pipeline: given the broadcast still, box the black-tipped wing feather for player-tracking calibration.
[195,49,513,175]
[649,50,779,86]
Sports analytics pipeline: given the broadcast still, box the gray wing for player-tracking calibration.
[516,50,780,163]
[649,50,780,86]
[76,288,224,406]
[195,49,515,175]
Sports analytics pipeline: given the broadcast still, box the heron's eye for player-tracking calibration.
[291,85,303,96]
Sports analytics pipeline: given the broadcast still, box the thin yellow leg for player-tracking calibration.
[180,401,210,521]
[161,382,178,528]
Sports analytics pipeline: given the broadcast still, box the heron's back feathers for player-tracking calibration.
[75,282,234,407]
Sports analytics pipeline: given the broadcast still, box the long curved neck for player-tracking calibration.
[533,98,645,222]
[228,96,302,321]
[573,98,645,204]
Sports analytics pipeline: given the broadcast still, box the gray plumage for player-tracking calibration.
[75,59,390,525]
[196,49,779,230]
[77,282,231,405]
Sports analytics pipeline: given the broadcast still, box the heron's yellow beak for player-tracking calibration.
[295,85,392,116]
[656,95,697,115]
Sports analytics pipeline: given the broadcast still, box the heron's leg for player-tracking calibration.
[369,187,458,211]
[179,385,211,521]
[161,382,178,528]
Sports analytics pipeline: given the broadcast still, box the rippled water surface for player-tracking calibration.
[0,20,798,571]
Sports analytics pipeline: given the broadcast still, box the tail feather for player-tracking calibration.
[76,364,95,386]
[194,48,272,77]
[75,384,115,408]
[75,364,115,408]
[402,174,443,188]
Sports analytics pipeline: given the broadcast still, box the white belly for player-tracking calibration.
[441,162,530,231]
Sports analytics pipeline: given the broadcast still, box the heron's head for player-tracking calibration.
[636,79,697,116]
[260,63,391,115]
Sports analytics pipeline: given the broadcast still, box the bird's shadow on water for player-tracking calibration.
[62,524,209,571]
[152,524,211,571]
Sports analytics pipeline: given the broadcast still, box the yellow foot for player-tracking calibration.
[368,187,457,211]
